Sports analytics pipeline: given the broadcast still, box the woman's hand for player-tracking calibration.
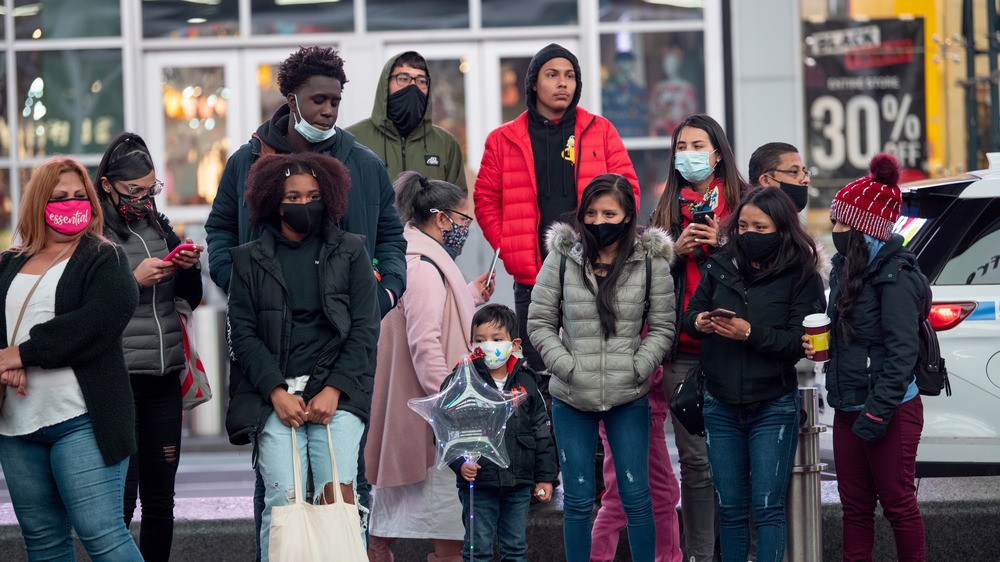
[801,334,815,360]
[473,271,495,302]
[169,238,203,270]
[306,386,341,425]
[460,462,480,481]
[0,346,23,373]
[711,316,752,342]
[675,215,719,256]
[270,387,308,428]
[0,368,26,396]
[534,482,554,503]
[134,258,177,287]
[694,312,717,334]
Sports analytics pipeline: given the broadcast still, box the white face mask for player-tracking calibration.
[476,341,513,370]
[292,94,337,143]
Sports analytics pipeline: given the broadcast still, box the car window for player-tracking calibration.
[935,199,1000,285]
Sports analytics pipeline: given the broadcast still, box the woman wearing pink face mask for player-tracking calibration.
[0,157,142,561]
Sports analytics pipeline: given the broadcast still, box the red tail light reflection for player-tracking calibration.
[928,302,977,331]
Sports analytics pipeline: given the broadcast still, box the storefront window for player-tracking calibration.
[251,0,353,35]
[600,31,705,138]
[142,0,240,39]
[482,0,576,27]
[158,65,229,205]
[15,0,120,39]
[0,58,8,158]
[427,58,467,156]
[0,170,12,249]
[16,50,124,158]
[257,63,286,125]
[366,0,469,31]
[628,148,670,224]
[599,0,703,22]
[499,56,532,125]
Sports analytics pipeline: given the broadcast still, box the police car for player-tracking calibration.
[813,155,1000,476]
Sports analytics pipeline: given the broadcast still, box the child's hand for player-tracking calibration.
[534,482,553,503]
[460,462,480,481]
[801,334,815,359]
[270,388,308,428]
[306,386,341,425]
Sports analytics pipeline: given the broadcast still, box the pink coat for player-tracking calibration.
[365,224,485,488]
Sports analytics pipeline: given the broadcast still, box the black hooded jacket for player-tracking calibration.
[526,43,583,259]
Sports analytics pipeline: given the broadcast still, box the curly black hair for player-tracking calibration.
[277,46,349,96]
[245,152,351,228]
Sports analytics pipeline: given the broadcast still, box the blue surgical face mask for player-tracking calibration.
[674,149,717,184]
[292,94,337,144]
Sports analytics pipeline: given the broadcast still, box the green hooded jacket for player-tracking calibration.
[346,53,467,189]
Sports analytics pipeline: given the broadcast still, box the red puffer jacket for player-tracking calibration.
[474,107,640,285]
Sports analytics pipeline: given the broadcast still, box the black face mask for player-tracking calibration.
[738,231,781,264]
[779,181,808,212]
[117,195,151,223]
[832,229,852,256]
[386,85,427,138]
[584,221,628,248]
[280,201,325,235]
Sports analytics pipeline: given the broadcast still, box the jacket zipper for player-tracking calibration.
[400,136,407,171]
[129,223,166,375]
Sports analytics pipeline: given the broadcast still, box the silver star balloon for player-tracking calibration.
[408,356,525,469]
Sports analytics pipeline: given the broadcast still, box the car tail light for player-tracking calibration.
[928,302,977,331]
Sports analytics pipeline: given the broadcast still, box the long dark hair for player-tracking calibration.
[834,228,870,342]
[576,173,639,340]
[95,132,166,241]
[721,186,818,284]
[650,114,747,232]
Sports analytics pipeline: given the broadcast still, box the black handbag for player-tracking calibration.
[668,363,706,437]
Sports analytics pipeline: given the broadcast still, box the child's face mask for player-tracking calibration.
[476,341,513,369]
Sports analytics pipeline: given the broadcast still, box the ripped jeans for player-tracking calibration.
[551,396,655,562]
[256,408,364,562]
[702,390,799,562]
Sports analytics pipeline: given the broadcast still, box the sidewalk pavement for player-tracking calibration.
[1,475,999,560]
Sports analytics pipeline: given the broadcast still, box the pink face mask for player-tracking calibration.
[45,199,91,235]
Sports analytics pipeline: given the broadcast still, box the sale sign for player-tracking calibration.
[803,19,926,180]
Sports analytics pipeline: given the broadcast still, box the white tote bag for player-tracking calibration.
[268,425,367,562]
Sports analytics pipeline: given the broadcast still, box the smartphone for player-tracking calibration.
[692,210,714,225]
[164,243,198,262]
[707,308,737,319]
[485,247,501,289]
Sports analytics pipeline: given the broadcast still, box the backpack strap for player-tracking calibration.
[420,255,446,285]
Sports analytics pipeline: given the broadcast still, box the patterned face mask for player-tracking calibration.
[117,195,152,222]
[441,217,470,256]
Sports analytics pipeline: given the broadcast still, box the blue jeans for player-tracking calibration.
[702,390,800,562]
[0,414,142,561]
[255,409,364,562]
[551,396,655,562]
[457,484,531,562]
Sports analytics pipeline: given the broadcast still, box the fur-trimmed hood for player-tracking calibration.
[544,222,675,267]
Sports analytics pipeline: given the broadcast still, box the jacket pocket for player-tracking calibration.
[515,435,537,480]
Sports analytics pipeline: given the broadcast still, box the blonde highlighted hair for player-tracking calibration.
[15,157,105,256]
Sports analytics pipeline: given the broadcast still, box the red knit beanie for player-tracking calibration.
[829,153,902,242]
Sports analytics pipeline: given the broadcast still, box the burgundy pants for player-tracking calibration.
[833,396,925,562]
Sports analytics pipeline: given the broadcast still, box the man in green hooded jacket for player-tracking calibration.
[347,51,466,189]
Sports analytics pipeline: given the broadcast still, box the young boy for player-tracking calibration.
[443,304,558,562]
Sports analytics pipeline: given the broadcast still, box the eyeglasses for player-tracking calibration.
[430,208,473,227]
[117,179,163,198]
[769,168,812,180]
[390,73,430,90]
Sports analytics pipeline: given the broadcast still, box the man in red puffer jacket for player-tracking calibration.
[474,43,640,384]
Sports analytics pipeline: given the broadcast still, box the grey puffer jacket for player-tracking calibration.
[107,216,203,376]
[527,223,676,412]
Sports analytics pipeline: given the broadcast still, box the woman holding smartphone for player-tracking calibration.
[649,113,748,561]
[682,186,824,562]
[96,132,203,561]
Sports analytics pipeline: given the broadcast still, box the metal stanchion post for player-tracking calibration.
[785,381,827,561]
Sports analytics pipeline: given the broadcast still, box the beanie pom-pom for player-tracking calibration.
[869,153,900,187]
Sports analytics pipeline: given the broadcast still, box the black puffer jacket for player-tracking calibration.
[225,223,381,445]
[106,214,202,376]
[445,357,558,489]
[682,252,825,405]
[825,235,927,441]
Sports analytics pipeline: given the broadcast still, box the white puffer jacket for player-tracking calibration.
[527,223,676,412]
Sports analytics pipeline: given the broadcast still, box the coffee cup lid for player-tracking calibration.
[802,313,831,328]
